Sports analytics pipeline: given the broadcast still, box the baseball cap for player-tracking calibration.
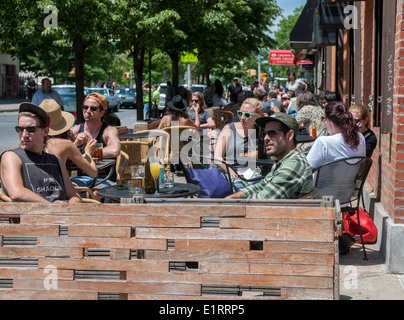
[255,112,299,138]
[282,93,291,99]
[19,102,50,128]
[84,92,107,110]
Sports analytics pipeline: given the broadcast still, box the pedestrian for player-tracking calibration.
[31,78,64,109]
[285,69,307,95]
[0,103,81,203]
[26,77,36,100]
[226,77,243,103]
[225,112,313,199]
[142,82,154,120]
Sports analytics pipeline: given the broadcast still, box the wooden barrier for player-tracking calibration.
[0,198,340,300]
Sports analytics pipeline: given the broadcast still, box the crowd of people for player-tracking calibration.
[0,68,377,204]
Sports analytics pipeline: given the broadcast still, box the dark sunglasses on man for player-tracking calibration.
[82,105,100,112]
[15,126,42,133]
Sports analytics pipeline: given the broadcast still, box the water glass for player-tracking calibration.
[130,165,145,194]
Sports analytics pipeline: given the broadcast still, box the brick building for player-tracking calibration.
[0,52,23,99]
[290,0,404,272]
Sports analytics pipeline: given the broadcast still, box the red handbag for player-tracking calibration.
[343,208,378,244]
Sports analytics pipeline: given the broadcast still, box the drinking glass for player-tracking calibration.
[130,165,145,194]
[149,156,161,196]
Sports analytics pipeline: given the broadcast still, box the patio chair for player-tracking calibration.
[313,156,373,259]
[120,141,149,183]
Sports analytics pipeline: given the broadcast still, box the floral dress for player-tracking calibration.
[295,105,327,152]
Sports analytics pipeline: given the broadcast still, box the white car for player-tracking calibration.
[86,87,122,112]
[157,83,168,111]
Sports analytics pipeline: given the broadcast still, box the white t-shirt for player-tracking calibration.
[307,133,366,169]
[286,80,306,94]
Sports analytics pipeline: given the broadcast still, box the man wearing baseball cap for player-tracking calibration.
[70,92,121,188]
[226,112,313,199]
[71,92,121,159]
[0,103,81,203]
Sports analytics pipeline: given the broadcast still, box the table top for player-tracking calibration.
[296,133,315,144]
[119,131,167,140]
[97,182,200,200]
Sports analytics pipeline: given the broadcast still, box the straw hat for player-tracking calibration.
[39,99,75,136]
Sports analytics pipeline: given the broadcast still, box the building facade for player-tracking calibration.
[291,0,404,272]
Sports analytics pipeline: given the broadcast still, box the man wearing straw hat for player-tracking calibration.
[0,103,81,203]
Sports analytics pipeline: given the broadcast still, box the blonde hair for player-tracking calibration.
[190,92,206,110]
[242,98,262,114]
[349,104,369,127]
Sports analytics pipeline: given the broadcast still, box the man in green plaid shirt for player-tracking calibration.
[226,113,313,199]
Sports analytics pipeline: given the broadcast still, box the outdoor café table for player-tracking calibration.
[118,130,166,141]
[97,182,200,201]
[68,158,116,188]
[296,133,316,144]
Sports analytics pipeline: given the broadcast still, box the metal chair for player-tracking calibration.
[313,156,373,259]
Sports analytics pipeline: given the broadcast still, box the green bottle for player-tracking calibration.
[144,158,156,194]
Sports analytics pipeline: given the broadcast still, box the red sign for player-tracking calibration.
[269,50,295,65]
[296,60,313,65]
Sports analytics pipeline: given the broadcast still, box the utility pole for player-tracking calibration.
[257,48,262,85]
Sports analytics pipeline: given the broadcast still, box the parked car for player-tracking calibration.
[52,84,86,116]
[157,83,168,111]
[86,87,122,112]
[184,84,207,93]
[115,88,136,108]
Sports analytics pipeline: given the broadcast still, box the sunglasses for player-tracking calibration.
[237,110,259,119]
[82,105,99,112]
[15,126,41,133]
[261,129,289,139]
[192,99,199,102]
[354,118,363,124]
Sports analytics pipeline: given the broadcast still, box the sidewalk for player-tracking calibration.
[0,98,27,112]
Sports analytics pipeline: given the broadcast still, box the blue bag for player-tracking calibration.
[187,165,232,198]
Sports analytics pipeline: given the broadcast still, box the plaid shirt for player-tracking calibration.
[241,148,313,199]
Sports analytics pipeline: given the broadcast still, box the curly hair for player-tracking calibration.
[325,101,360,150]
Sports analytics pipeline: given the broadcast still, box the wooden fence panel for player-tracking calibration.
[0,199,340,300]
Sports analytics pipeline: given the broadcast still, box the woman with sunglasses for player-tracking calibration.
[186,92,215,129]
[349,104,377,157]
[214,98,265,191]
[306,101,366,171]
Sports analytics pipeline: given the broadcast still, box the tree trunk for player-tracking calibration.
[168,51,179,92]
[73,34,86,124]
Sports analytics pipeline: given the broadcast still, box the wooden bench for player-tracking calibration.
[0,198,341,300]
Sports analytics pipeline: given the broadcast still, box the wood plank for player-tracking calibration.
[126,271,334,289]
[0,247,82,258]
[175,240,250,252]
[135,227,334,242]
[21,215,200,228]
[146,250,335,265]
[0,225,59,236]
[220,218,334,232]
[0,290,98,300]
[12,278,201,295]
[0,268,73,280]
[38,257,168,272]
[37,236,167,250]
[246,206,335,220]
[68,226,131,238]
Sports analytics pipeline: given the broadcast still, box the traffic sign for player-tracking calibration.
[180,50,198,63]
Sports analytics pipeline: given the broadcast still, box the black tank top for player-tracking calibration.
[1,147,66,202]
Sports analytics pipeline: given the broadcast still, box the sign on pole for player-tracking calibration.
[180,50,198,63]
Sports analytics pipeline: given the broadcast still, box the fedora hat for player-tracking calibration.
[39,99,75,136]
[167,95,187,112]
